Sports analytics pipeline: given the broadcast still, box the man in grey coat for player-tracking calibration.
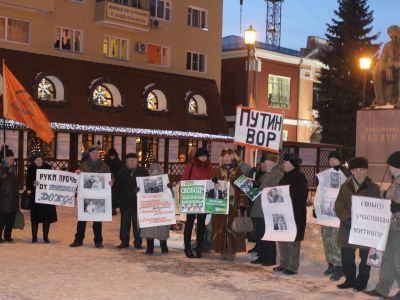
[250,154,284,266]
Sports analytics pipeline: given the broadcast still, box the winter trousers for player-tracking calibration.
[120,210,141,247]
[184,214,207,251]
[254,217,276,264]
[321,226,341,267]
[278,241,301,272]
[0,212,16,240]
[341,247,370,288]
[74,221,103,244]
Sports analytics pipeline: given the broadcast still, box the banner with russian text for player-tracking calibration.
[35,169,78,207]
[136,174,176,228]
[349,196,391,251]
[234,105,284,153]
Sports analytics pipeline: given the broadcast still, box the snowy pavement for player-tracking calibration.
[0,207,387,300]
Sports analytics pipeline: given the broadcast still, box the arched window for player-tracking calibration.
[147,92,158,110]
[186,93,207,115]
[92,84,113,107]
[38,78,56,101]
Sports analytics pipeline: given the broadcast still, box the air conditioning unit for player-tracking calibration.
[136,42,148,53]
[150,18,161,29]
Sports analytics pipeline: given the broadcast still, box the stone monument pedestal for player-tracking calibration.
[356,109,400,184]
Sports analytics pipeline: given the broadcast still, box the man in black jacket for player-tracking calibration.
[115,153,149,249]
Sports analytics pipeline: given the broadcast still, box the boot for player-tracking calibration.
[184,247,195,258]
[31,222,38,243]
[43,223,50,243]
[323,263,334,276]
[146,238,154,255]
[195,247,202,258]
[160,240,168,254]
[330,266,343,282]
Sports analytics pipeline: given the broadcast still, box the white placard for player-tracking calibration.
[261,185,297,242]
[234,106,284,153]
[77,172,112,221]
[349,196,391,251]
[35,169,78,207]
[313,168,347,227]
[136,174,176,228]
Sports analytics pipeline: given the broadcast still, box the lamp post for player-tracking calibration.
[359,56,372,107]
[244,25,257,108]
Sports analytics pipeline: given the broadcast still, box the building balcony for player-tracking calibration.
[0,0,54,14]
[95,0,150,32]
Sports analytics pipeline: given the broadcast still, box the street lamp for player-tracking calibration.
[359,56,372,107]
[244,25,257,108]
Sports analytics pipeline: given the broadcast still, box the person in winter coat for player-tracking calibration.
[70,145,110,249]
[181,148,213,258]
[141,163,172,255]
[25,152,57,243]
[104,147,122,216]
[335,157,380,291]
[250,153,284,266]
[365,151,400,299]
[0,148,19,243]
[319,151,351,281]
[212,148,247,260]
[273,153,308,275]
[115,153,148,249]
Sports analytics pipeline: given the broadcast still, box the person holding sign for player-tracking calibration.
[273,153,308,275]
[250,154,284,266]
[335,157,380,291]
[366,152,400,299]
[0,147,19,243]
[70,145,110,249]
[181,148,213,259]
[212,148,246,261]
[25,152,57,243]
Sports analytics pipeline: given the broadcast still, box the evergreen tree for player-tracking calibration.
[315,0,379,156]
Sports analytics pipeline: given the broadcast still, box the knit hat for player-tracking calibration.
[125,153,138,159]
[283,153,302,168]
[349,157,368,170]
[0,148,14,159]
[195,148,209,158]
[328,151,341,161]
[88,145,100,153]
[30,152,44,161]
[387,151,400,168]
[108,147,118,157]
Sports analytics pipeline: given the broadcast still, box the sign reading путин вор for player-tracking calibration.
[234,105,284,153]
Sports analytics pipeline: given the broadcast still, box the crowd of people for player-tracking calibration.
[1,144,400,298]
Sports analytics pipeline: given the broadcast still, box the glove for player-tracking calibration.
[343,219,352,230]
[391,201,400,213]
[212,177,219,184]
[253,180,261,188]
[134,186,140,193]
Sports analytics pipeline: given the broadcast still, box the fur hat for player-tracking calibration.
[195,148,209,158]
[387,151,400,168]
[349,157,368,170]
[125,153,138,159]
[108,147,118,157]
[328,151,341,161]
[30,152,44,161]
[283,153,302,168]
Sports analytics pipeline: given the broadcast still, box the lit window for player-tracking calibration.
[268,74,291,109]
[187,7,207,29]
[103,36,129,60]
[54,27,83,52]
[147,44,170,67]
[150,0,171,21]
[186,93,207,115]
[93,85,113,107]
[147,92,158,110]
[188,97,198,114]
[186,52,206,72]
[37,78,56,101]
[0,17,30,44]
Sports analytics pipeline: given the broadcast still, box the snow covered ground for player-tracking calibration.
[0,207,391,300]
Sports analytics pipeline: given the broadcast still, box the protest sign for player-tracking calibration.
[77,172,112,222]
[349,196,391,251]
[35,169,78,207]
[261,185,297,242]
[234,175,261,201]
[136,174,176,228]
[313,168,347,227]
[180,180,229,214]
[234,105,284,153]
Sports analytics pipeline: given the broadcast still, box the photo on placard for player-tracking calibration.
[143,176,164,194]
[267,188,284,204]
[320,196,337,217]
[206,180,227,199]
[272,214,287,231]
[330,172,340,188]
[83,175,105,190]
[83,198,106,214]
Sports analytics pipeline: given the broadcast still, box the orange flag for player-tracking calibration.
[3,61,54,144]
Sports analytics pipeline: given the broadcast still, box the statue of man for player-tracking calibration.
[372,25,400,107]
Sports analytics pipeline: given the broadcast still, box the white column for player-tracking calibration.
[169,139,179,162]
[158,138,165,162]
[57,133,70,159]
[126,136,137,154]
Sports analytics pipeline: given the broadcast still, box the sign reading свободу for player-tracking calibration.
[234,105,284,153]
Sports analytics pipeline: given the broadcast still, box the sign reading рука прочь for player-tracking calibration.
[234,106,284,153]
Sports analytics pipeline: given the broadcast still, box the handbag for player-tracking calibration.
[20,192,31,210]
[231,216,254,233]
[13,211,25,230]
